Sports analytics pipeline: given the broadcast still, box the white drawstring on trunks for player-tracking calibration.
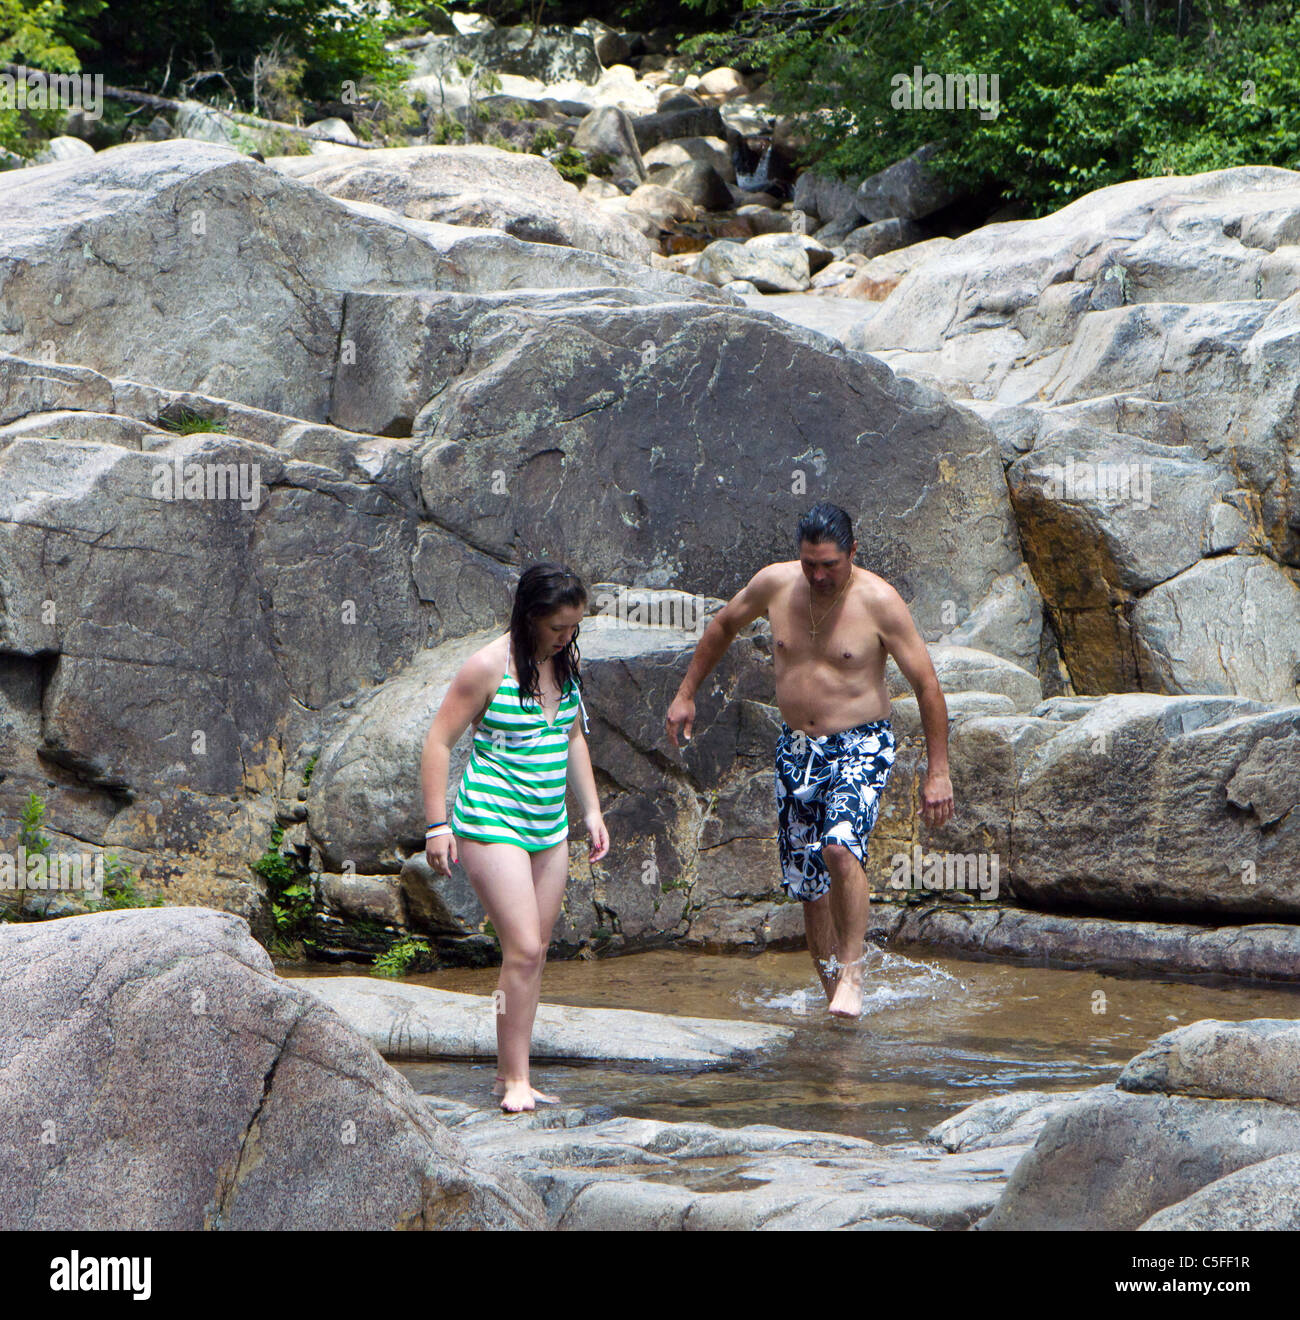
[794,733,832,801]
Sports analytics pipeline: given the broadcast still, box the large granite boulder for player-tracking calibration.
[1118,1018,1300,1104]
[982,1016,1300,1230]
[855,143,963,222]
[851,167,1300,701]
[327,285,1026,630]
[289,144,653,264]
[0,907,544,1229]
[0,140,711,422]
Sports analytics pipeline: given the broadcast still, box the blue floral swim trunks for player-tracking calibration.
[774,718,897,902]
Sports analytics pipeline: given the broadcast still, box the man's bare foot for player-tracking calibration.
[827,960,863,1017]
[498,1078,536,1113]
[493,1076,559,1104]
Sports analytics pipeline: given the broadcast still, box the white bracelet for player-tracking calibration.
[425,825,453,839]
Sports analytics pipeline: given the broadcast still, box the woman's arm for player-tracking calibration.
[421,651,494,872]
[568,719,609,861]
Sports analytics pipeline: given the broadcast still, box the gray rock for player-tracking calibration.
[623,182,695,229]
[650,159,732,211]
[894,903,1300,983]
[642,135,734,183]
[438,25,602,86]
[631,105,726,151]
[1118,1019,1300,1105]
[748,230,835,275]
[851,168,1300,701]
[458,1110,1029,1230]
[173,99,240,147]
[0,908,544,1229]
[576,18,630,68]
[1010,697,1299,917]
[693,238,810,292]
[32,135,95,163]
[843,218,929,258]
[855,143,962,221]
[1139,1152,1300,1230]
[980,1087,1300,1231]
[1130,554,1300,704]
[325,286,1023,619]
[885,644,1042,712]
[294,143,652,264]
[929,1086,1113,1152]
[572,105,646,186]
[792,170,860,223]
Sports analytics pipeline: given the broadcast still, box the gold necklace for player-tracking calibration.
[808,571,852,637]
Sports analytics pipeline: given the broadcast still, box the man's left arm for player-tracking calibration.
[875,586,955,829]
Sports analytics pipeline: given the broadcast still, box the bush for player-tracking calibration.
[0,0,98,158]
[252,824,314,956]
[685,0,1300,216]
[51,0,433,110]
[552,145,589,182]
[371,935,433,978]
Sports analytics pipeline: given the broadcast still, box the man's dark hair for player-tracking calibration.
[796,502,854,553]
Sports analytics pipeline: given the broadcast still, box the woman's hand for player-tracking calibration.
[426,831,457,876]
[585,811,610,862]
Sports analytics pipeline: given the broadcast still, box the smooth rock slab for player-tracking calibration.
[928,1086,1112,1152]
[293,976,791,1063]
[892,903,1300,983]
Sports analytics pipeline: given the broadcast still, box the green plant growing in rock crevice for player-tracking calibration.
[252,824,314,957]
[153,408,230,434]
[551,146,589,182]
[430,113,466,143]
[371,934,433,977]
[3,791,156,921]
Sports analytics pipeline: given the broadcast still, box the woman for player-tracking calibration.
[420,563,609,1114]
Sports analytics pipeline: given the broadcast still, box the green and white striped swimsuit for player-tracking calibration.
[451,642,590,851]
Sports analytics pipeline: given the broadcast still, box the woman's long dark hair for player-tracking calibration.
[509,562,587,709]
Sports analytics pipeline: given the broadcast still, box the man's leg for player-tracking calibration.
[822,842,872,1017]
[802,892,840,1002]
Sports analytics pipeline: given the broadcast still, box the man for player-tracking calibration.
[665,502,955,1016]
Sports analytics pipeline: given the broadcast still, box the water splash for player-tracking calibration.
[747,949,967,1018]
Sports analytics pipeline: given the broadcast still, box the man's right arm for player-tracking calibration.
[665,568,776,747]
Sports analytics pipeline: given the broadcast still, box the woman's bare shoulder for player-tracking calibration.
[456,634,510,688]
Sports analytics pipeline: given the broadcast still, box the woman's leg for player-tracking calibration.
[491,838,570,1103]
[457,838,545,1112]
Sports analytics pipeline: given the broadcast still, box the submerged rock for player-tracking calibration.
[293,975,790,1063]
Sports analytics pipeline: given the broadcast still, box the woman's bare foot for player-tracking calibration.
[498,1078,536,1113]
[493,1076,559,1104]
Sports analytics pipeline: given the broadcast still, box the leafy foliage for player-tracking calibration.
[0,0,101,155]
[685,0,1300,215]
[252,825,314,950]
[371,935,433,977]
[4,791,158,921]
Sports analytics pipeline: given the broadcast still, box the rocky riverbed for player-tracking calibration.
[4,908,1298,1231]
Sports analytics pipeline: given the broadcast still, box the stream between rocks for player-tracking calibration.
[282,948,1300,1144]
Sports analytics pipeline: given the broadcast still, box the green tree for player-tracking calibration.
[0,0,102,156]
[687,0,1300,215]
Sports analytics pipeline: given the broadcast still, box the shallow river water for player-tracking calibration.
[283,947,1300,1144]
